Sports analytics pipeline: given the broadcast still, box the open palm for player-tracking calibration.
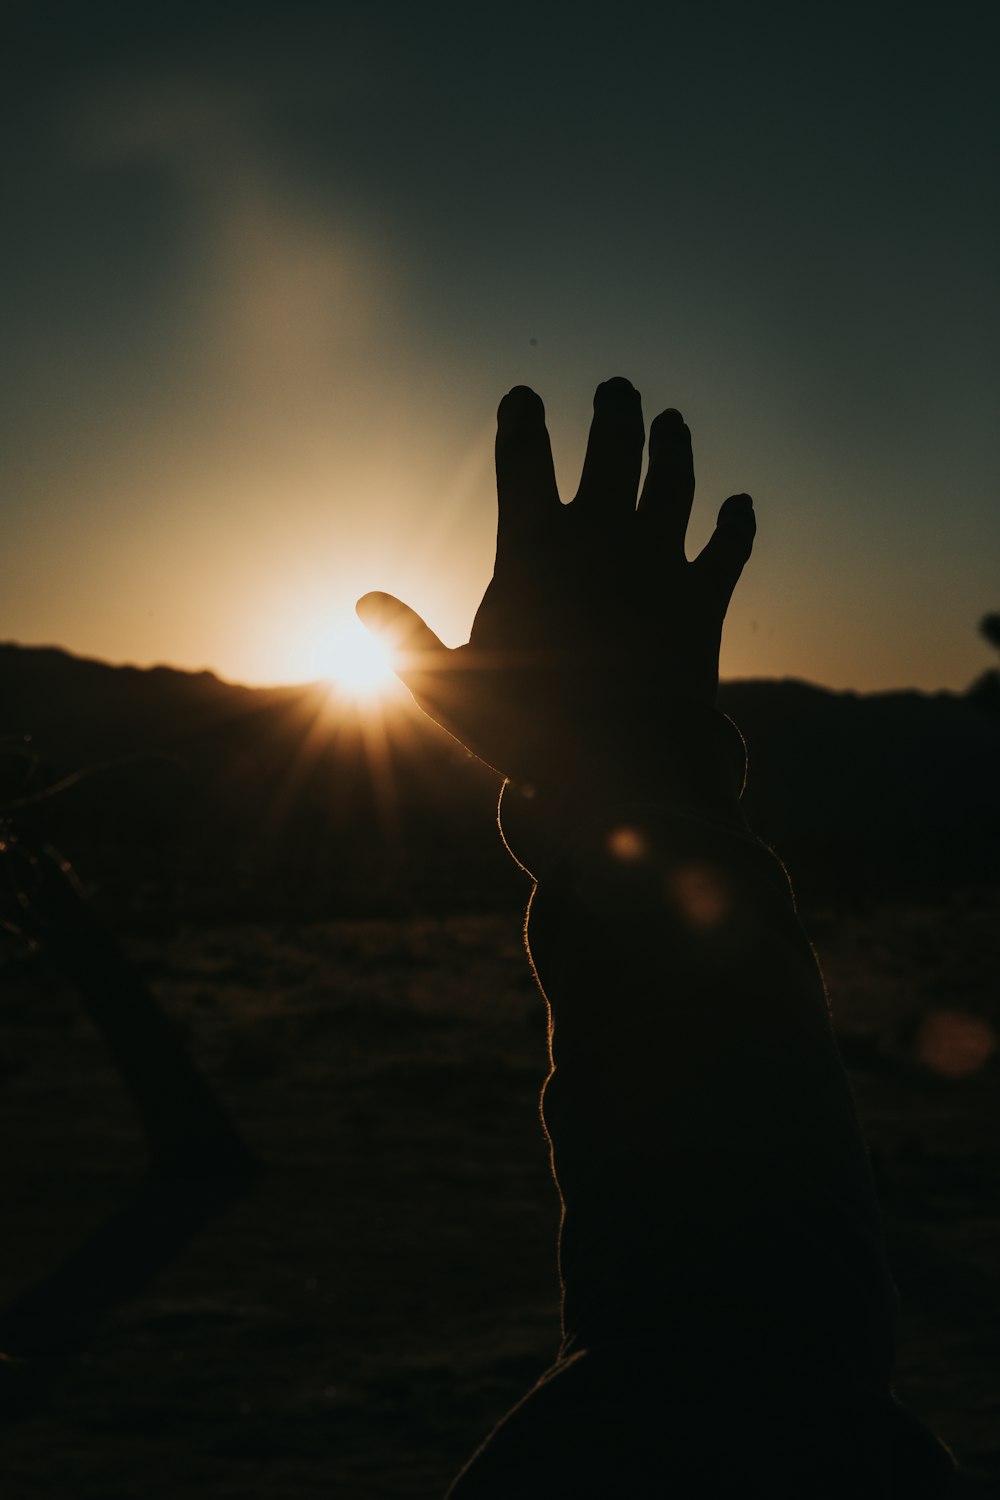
[358,378,755,791]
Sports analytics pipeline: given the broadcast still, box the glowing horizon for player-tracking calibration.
[3,7,997,701]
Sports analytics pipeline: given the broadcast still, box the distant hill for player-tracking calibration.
[719,678,1000,904]
[1,644,997,919]
[0,644,517,920]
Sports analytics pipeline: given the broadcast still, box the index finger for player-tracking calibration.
[495,386,560,559]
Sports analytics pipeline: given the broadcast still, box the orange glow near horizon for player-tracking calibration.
[4,11,998,705]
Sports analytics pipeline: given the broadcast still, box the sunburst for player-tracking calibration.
[321,617,397,700]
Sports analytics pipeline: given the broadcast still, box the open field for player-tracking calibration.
[2,897,999,1496]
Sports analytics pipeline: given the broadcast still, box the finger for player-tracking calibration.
[356,592,449,686]
[572,376,645,521]
[495,386,560,559]
[636,407,695,556]
[692,494,756,609]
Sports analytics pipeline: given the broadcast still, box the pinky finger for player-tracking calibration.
[693,494,756,609]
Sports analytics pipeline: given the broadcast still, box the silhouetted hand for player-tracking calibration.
[358,378,755,796]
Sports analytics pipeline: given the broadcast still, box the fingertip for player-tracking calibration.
[355,591,393,629]
[718,493,756,533]
[497,385,545,427]
[594,375,641,411]
[648,407,691,456]
[713,497,756,569]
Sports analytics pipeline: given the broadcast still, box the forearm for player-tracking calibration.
[502,761,898,1389]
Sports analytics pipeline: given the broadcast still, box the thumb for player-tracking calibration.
[355,592,449,684]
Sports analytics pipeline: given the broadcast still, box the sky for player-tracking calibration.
[3,0,998,692]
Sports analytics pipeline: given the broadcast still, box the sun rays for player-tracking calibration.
[319,617,398,702]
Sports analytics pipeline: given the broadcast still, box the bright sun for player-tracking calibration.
[320,617,397,700]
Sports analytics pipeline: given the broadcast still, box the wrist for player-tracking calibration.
[499,709,749,878]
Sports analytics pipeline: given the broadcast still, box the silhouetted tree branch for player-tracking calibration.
[980,613,1000,655]
[968,614,1000,715]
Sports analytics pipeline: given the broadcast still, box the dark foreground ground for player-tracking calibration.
[2,896,999,1497]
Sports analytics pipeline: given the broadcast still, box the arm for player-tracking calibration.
[360,379,950,1489]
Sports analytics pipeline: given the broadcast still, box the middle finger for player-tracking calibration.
[572,377,645,522]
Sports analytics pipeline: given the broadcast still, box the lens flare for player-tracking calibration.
[321,617,397,699]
